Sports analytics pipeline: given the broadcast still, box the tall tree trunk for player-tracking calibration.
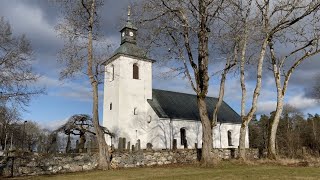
[196,0,212,166]
[239,120,248,159]
[239,47,247,160]
[267,41,286,159]
[87,0,110,170]
[267,96,284,159]
[239,34,248,160]
[92,81,110,169]
[197,97,213,166]
[212,74,226,127]
[237,0,252,160]
[212,48,236,127]
[266,40,320,159]
[238,38,269,159]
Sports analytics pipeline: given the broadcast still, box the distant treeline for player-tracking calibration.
[250,111,320,158]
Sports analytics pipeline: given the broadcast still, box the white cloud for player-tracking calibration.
[257,100,277,115]
[1,3,57,41]
[37,75,103,102]
[287,94,317,110]
[37,75,61,88]
[256,94,318,115]
[38,118,68,131]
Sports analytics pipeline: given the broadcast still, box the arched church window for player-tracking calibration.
[110,103,112,110]
[180,128,186,146]
[228,130,233,146]
[133,63,139,79]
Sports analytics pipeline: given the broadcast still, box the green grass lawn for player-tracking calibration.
[11,162,320,180]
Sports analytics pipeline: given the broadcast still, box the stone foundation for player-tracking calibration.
[0,148,258,177]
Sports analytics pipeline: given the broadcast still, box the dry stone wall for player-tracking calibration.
[111,148,259,168]
[0,153,98,177]
[0,149,258,177]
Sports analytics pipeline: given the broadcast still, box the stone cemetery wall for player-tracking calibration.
[0,148,259,177]
[0,153,98,177]
[111,148,259,168]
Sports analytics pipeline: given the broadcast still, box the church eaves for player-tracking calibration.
[103,42,155,66]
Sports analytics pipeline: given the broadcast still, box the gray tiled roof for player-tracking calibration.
[148,89,242,124]
[113,42,147,59]
[102,42,155,65]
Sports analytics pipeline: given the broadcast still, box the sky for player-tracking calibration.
[0,0,319,130]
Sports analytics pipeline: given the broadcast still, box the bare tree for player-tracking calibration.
[55,114,95,153]
[55,114,113,153]
[23,121,43,152]
[213,0,258,160]
[234,0,320,160]
[0,17,43,106]
[237,0,254,160]
[266,0,320,159]
[0,104,20,150]
[135,0,228,166]
[55,0,112,169]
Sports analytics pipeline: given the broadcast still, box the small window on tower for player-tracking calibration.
[134,107,138,115]
[110,103,112,110]
[111,64,114,81]
[133,63,139,79]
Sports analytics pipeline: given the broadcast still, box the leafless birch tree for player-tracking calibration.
[231,0,257,160]
[266,0,320,159]
[210,0,258,160]
[234,0,320,160]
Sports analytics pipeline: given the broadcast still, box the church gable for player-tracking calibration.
[148,89,241,124]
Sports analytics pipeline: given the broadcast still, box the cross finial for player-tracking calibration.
[127,5,131,22]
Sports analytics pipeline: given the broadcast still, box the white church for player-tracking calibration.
[102,12,249,150]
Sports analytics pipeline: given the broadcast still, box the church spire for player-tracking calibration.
[127,5,131,22]
[102,5,154,66]
[120,5,137,45]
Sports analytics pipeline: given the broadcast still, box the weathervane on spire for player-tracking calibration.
[127,5,131,22]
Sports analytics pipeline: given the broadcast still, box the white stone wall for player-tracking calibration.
[213,123,249,148]
[140,105,249,149]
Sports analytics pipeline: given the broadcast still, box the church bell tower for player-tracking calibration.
[102,6,155,146]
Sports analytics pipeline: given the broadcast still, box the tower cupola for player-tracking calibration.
[120,6,137,45]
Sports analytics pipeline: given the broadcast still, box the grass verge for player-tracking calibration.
[10,160,320,180]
